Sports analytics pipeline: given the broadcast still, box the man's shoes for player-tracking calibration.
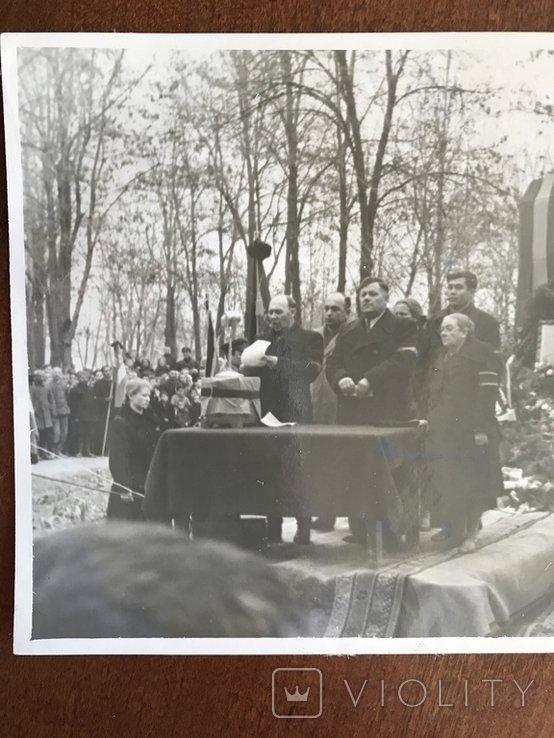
[293,529,311,545]
[311,517,336,532]
[458,538,477,554]
[431,530,448,543]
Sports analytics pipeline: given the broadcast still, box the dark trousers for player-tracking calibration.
[38,427,54,458]
[447,506,482,546]
[80,421,96,456]
[348,459,410,549]
[94,412,111,455]
[348,517,402,551]
[67,416,80,456]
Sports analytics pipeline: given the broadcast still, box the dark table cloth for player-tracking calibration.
[143,425,422,523]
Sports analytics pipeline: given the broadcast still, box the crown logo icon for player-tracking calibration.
[285,686,310,702]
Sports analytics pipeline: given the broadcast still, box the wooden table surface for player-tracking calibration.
[2,2,554,736]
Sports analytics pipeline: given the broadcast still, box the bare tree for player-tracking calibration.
[20,48,148,368]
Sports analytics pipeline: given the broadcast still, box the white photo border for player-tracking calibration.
[4,30,554,655]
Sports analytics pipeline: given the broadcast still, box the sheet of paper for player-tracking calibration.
[260,412,296,427]
[240,340,270,368]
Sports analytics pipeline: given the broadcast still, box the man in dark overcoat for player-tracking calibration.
[68,370,87,455]
[326,279,418,427]
[79,372,100,457]
[423,270,501,363]
[252,294,323,545]
[255,295,323,424]
[325,277,418,545]
[93,365,113,455]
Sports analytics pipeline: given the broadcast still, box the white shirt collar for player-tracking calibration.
[365,310,386,331]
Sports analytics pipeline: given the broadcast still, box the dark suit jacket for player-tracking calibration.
[93,377,113,422]
[254,323,323,423]
[426,303,501,352]
[325,309,418,425]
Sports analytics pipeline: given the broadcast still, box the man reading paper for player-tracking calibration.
[247,294,323,545]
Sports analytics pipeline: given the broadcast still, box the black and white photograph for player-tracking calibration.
[5,32,554,654]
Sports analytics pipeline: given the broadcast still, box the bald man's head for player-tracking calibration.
[267,294,296,333]
[324,292,350,332]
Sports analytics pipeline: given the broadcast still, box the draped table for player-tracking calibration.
[143,424,424,560]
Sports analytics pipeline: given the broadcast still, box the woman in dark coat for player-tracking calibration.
[393,298,426,333]
[394,297,429,414]
[107,378,159,521]
[426,313,504,553]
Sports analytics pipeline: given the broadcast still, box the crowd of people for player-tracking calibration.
[192,269,500,554]
[31,269,505,558]
[31,270,508,639]
[29,346,207,463]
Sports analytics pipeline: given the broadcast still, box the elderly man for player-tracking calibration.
[257,295,323,424]
[254,294,323,545]
[310,292,351,532]
[326,277,418,546]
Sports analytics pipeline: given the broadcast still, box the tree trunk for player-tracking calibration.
[163,202,177,354]
[164,277,176,353]
[365,51,407,282]
[26,256,47,371]
[189,185,202,362]
[280,51,302,324]
[234,54,259,341]
[26,286,36,371]
[335,55,348,293]
[429,52,452,315]
[335,51,371,281]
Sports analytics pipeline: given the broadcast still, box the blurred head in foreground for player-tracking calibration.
[33,523,306,639]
